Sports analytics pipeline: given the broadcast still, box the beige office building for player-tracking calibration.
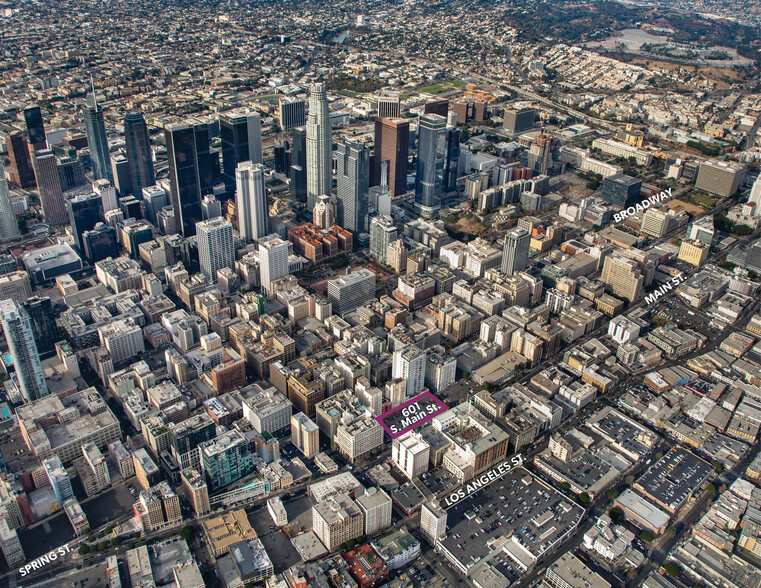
[181,468,210,516]
[678,240,710,266]
[601,255,644,302]
[290,412,320,458]
[312,492,364,551]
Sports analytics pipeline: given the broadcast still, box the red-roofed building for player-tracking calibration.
[341,544,389,588]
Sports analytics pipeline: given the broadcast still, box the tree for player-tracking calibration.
[78,545,90,556]
[606,488,619,500]
[561,482,571,491]
[666,526,676,537]
[97,541,107,551]
[732,224,753,236]
[663,563,680,577]
[608,507,624,522]
[110,537,121,547]
[639,530,654,543]
[706,482,716,494]
[179,525,195,543]
[578,492,590,504]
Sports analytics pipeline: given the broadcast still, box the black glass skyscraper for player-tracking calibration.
[444,125,461,193]
[22,296,61,355]
[415,114,447,212]
[220,110,263,197]
[83,94,113,183]
[66,193,103,252]
[289,126,307,204]
[83,224,119,264]
[166,123,203,237]
[124,112,155,196]
[23,106,46,148]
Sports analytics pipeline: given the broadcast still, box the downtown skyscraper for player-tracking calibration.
[166,123,202,237]
[124,111,155,196]
[196,217,234,283]
[220,109,263,197]
[289,126,307,203]
[0,176,19,241]
[31,150,67,226]
[83,93,113,183]
[306,83,332,211]
[415,114,447,215]
[5,131,35,188]
[0,299,47,402]
[335,139,369,234]
[373,117,409,198]
[501,228,530,276]
[236,161,269,242]
[23,106,46,150]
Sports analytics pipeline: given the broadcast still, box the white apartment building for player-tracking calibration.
[392,432,431,479]
[98,318,145,365]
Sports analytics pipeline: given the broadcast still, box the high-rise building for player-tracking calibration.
[444,113,461,193]
[66,193,103,252]
[312,493,364,551]
[236,161,269,242]
[82,93,113,183]
[415,114,447,215]
[0,519,24,568]
[749,175,761,214]
[501,228,530,276]
[220,109,263,196]
[93,179,118,213]
[289,126,307,203]
[601,173,642,208]
[392,346,426,398]
[258,234,290,296]
[696,160,744,198]
[31,150,67,226]
[424,100,449,117]
[181,469,210,516]
[23,296,60,355]
[142,185,168,225]
[191,120,218,196]
[601,255,644,302]
[133,482,182,532]
[327,269,376,315]
[369,215,397,263]
[5,131,35,188]
[202,194,221,220]
[306,83,333,211]
[503,108,536,133]
[313,195,335,229]
[166,123,202,237]
[196,218,234,283]
[111,153,132,197]
[124,112,155,196]
[291,412,320,458]
[527,133,558,176]
[83,224,119,264]
[392,432,430,479]
[278,98,306,130]
[199,430,254,492]
[0,177,19,241]
[387,239,407,273]
[1,299,47,402]
[336,139,370,234]
[372,117,409,197]
[356,487,393,536]
[420,501,447,546]
[43,456,73,504]
[23,106,47,150]
[82,442,111,492]
[377,93,401,119]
